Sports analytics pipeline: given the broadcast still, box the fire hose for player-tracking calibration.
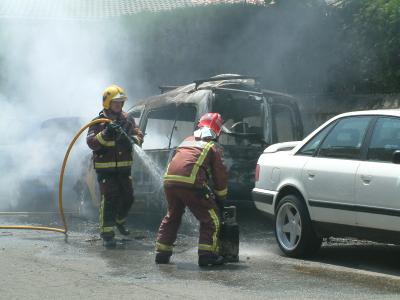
[0,118,112,235]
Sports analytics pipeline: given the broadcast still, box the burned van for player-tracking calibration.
[128,74,303,211]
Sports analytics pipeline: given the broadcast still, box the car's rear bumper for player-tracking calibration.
[252,188,276,215]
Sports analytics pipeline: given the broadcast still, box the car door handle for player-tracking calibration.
[360,175,372,184]
[307,172,315,179]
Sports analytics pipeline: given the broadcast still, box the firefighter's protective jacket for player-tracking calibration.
[86,110,142,173]
[164,135,228,199]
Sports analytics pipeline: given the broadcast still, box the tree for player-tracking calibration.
[338,0,400,92]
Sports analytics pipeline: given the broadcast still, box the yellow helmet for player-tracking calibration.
[102,85,127,109]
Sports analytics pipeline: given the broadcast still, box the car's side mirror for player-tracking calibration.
[392,150,400,164]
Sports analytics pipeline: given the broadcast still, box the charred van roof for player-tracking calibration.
[130,74,295,110]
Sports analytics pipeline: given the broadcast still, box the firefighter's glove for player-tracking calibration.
[201,186,215,201]
[104,122,121,137]
[132,135,143,147]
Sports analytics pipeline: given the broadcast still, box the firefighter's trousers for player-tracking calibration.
[156,186,221,256]
[97,171,134,239]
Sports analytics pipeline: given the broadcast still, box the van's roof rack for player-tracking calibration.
[159,85,179,93]
[193,75,258,90]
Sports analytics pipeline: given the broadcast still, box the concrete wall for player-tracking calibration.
[296,93,400,135]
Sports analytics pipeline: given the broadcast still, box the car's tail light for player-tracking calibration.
[255,164,260,182]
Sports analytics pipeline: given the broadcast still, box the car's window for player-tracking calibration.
[271,104,295,143]
[170,115,197,148]
[297,121,335,156]
[317,116,372,160]
[367,117,400,162]
[213,92,264,146]
[142,105,196,150]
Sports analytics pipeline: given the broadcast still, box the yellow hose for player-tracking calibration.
[0,226,66,234]
[0,118,111,235]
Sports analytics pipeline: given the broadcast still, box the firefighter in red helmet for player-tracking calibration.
[87,85,143,249]
[155,113,228,267]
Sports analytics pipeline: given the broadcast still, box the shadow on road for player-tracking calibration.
[312,242,400,277]
[232,207,400,278]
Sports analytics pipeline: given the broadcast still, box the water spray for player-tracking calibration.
[0,117,166,235]
[115,125,164,186]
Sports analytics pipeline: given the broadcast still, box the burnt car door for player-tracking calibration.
[131,103,198,210]
[268,98,303,144]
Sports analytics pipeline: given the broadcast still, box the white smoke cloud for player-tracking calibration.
[0,17,143,211]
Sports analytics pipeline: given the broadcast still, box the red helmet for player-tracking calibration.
[198,113,223,136]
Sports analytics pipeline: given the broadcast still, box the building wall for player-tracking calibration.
[296,93,400,135]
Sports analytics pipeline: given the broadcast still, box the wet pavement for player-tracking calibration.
[1,210,400,299]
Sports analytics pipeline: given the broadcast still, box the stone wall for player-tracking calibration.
[296,93,400,135]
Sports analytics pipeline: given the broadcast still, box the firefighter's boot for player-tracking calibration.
[198,254,225,267]
[116,222,130,236]
[155,252,171,264]
[103,237,117,249]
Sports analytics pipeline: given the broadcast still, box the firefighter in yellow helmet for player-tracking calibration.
[86,85,143,248]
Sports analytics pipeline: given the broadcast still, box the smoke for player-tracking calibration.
[0,3,345,211]
[133,4,341,95]
[0,16,145,211]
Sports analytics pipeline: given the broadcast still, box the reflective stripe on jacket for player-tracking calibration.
[164,135,228,198]
[86,110,142,172]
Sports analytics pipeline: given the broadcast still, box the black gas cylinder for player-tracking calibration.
[219,205,239,263]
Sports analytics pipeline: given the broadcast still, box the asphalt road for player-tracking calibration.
[1,210,400,299]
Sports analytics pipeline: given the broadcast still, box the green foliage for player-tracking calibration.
[337,0,400,92]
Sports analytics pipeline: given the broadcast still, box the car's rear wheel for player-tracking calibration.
[274,194,322,258]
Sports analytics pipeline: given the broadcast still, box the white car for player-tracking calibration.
[253,110,400,257]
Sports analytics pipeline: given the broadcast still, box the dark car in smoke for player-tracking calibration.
[125,74,303,213]
[9,117,86,212]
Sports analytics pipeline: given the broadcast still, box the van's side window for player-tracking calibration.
[170,106,197,148]
[142,105,196,150]
[272,104,295,143]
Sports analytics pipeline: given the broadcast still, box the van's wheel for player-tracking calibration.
[274,194,322,258]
